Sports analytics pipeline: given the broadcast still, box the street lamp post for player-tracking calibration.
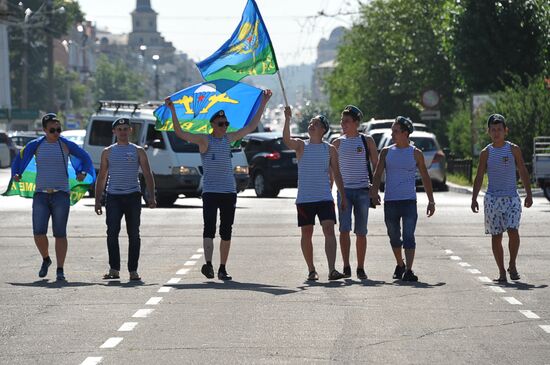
[152,54,159,100]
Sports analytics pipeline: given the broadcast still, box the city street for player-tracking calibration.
[0,166,549,364]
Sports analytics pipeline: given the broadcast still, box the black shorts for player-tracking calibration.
[296,201,336,227]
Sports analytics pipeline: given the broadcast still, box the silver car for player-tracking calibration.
[378,130,447,191]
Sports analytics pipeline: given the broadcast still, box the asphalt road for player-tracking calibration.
[0,167,549,364]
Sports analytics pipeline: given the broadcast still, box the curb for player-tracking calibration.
[446,181,543,198]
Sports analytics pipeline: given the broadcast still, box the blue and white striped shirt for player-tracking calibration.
[296,141,333,204]
[486,142,518,197]
[106,143,141,195]
[384,145,416,201]
[338,135,370,189]
[201,135,236,193]
[35,140,70,192]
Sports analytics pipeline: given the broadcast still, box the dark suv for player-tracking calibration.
[242,132,299,197]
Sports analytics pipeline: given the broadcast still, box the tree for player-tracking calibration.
[326,0,456,127]
[452,0,550,93]
[93,55,145,101]
[7,0,84,109]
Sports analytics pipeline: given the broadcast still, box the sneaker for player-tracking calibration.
[328,269,345,281]
[392,264,406,280]
[129,271,141,281]
[38,259,52,278]
[56,270,66,281]
[102,269,120,280]
[357,268,368,280]
[217,270,232,281]
[402,270,418,282]
[343,266,352,278]
[201,264,215,279]
[307,271,319,281]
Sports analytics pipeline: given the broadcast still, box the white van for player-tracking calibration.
[83,101,250,206]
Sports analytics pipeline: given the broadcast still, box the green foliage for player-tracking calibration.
[326,0,456,123]
[452,0,550,93]
[94,55,145,101]
[296,101,331,133]
[446,101,472,158]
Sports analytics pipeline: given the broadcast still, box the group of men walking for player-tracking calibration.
[9,90,532,283]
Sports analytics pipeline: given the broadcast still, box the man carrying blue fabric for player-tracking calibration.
[11,113,94,281]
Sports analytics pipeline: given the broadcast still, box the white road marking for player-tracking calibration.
[468,269,482,274]
[184,260,196,266]
[118,322,138,332]
[502,297,522,305]
[166,278,181,284]
[489,286,506,293]
[176,268,190,275]
[146,297,163,305]
[444,249,453,255]
[158,286,171,293]
[132,309,155,318]
[450,256,462,261]
[458,262,472,267]
[478,276,492,283]
[100,337,123,349]
[519,310,540,319]
[197,248,204,253]
[190,254,202,260]
[81,357,103,365]
[540,325,550,333]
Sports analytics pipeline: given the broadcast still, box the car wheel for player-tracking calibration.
[254,172,272,198]
[156,193,179,207]
[543,184,550,201]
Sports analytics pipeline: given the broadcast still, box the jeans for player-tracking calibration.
[384,200,417,249]
[32,191,70,237]
[337,188,370,235]
[202,192,237,241]
[105,192,142,272]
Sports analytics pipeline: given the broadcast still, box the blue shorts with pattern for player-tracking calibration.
[484,193,522,235]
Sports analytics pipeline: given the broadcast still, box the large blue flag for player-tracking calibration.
[154,79,263,134]
[196,0,279,81]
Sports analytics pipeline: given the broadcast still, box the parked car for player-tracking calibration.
[378,130,447,190]
[533,136,550,201]
[8,131,44,151]
[368,129,392,151]
[61,129,86,147]
[360,119,429,133]
[242,132,301,197]
[0,132,12,167]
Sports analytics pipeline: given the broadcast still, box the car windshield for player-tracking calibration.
[410,136,438,151]
[11,135,37,147]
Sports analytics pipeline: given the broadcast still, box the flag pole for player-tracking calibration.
[277,71,289,107]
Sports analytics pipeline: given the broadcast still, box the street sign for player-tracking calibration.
[420,110,440,121]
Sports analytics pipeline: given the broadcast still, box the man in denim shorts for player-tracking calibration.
[332,105,378,279]
[11,113,93,281]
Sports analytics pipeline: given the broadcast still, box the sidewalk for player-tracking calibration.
[447,181,543,197]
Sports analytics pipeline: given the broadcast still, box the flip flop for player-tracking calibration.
[307,271,319,281]
[508,268,520,281]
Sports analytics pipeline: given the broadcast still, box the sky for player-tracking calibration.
[77,0,362,67]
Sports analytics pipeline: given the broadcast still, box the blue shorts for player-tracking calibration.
[32,191,70,237]
[296,201,336,227]
[337,188,370,235]
[384,200,417,249]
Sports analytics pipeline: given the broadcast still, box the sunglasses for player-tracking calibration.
[49,128,62,134]
[216,121,229,127]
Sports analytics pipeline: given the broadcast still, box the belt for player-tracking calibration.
[42,189,60,194]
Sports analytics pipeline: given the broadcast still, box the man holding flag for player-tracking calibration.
[165,89,271,281]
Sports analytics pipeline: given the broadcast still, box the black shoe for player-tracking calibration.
[357,268,368,280]
[328,269,345,281]
[56,270,66,281]
[217,270,232,281]
[307,271,319,281]
[507,268,520,281]
[343,266,352,278]
[402,270,418,282]
[201,264,215,279]
[392,264,406,280]
[39,259,51,278]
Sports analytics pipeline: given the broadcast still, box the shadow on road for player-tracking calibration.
[391,280,447,288]
[8,279,157,288]
[492,281,548,291]
[298,278,389,289]
[169,281,299,296]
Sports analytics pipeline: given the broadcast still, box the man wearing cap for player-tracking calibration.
[11,113,94,281]
[283,106,347,281]
[332,105,378,279]
[471,114,532,282]
[165,89,271,280]
[94,118,156,281]
[370,116,435,282]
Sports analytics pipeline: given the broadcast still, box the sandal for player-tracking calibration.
[307,271,319,281]
[103,269,120,280]
[508,268,520,281]
[129,271,141,281]
[493,274,507,283]
[328,269,345,281]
